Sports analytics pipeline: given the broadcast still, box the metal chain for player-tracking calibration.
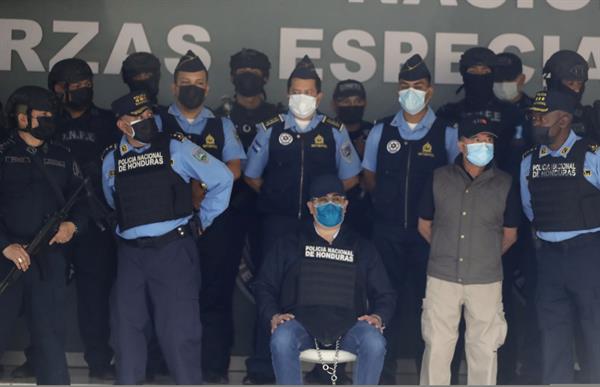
[314,338,341,385]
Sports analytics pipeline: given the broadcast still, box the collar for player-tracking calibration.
[168,103,214,125]
[454,155,494,181]
[15,133,49,154]
[538,130,579,159]
[119,135,150,156]
[390,107,436,140]
[313,223,341,243]
[284,112,323,133]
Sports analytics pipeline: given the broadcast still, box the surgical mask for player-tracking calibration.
[532,117,563,146]
[337,105,364,125]
[398,88,427,115]
[289,94,317,119]
[234,72,264,97]
[178,85,206,110]
[28,116,56,141]
[493,82,520,102]
[130,117,159,144]
[66,86,93,111]
[466,142,494,167]
[315,202,344,228]
[129,78,160,101]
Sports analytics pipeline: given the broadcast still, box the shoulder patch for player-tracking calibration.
[588,143,600,153]
[170,131,187,142]
[101,143,118,161]
[260,114,284,130]
[322,116,343,130]
[522,146,536,160]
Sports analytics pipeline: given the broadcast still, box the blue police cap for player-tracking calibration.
[529,89,577,115]
[111,91,152,118]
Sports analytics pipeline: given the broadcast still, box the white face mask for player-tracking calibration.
[289,94,317,119]
[398,88,427,115]
[493,82,520,102]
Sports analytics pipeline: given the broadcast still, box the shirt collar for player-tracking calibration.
[168,103,214,125]
[313,223,341,243]
[390,107,436,140]
[538,130,579,159]
[284,111,323,132]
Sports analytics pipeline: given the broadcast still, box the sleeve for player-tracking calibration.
[445,126,460,164]
[334,127,362,180]
[66,158,89,235]
[171,139,234,229]
[418,174,435,221]
[503,177,521,228]
[221,117,247,163]
[364,243,397,325]
[243,126,272,179]
[361,122,383,172]
[253,237,291,324]
[520,155,534,222]
[584,149,600,190]
[101,153,116,210]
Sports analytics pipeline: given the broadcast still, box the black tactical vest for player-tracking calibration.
[258,116,337,219]
[113,133,192,231]
[372,117,448,227]
[159,108,225,160]
[528,139,600,232]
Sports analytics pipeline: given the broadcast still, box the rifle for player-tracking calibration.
[0,177,89,296]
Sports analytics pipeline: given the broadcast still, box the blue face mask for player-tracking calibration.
[315,202,344,228]
[466,142,494,167]
[398,87,427,115]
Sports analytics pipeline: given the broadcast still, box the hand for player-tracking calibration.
[2,244,31,271]
[270,313,295,333]
[49,222,77,245]
[358,314,384,333]
[191,180,207,210]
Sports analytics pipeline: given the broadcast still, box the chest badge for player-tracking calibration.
[311,134,327,149]
[386,140,401,154]
[203,134,218,149]
[584,169,592,177]
[279,132,294,146]
[418,142,435,158]
[120,144,128,155]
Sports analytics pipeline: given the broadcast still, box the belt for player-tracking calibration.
[539,231,600,250]
[120,224,194,249]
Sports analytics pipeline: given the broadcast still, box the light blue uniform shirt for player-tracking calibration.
[157,104,246,163]
[520,130,600,242]
[361,107,459,172]
[102,135,233,239]
[244,112,361,180]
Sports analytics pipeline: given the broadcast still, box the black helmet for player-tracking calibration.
[543,50,588,83]
[230,48,271,78]
[459,47,498,76]
[121,52,161,84]
[48,58,93,91]
[5,86,59,127]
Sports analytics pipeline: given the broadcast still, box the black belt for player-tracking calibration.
[120,224,194,249]
[539,231,600,250]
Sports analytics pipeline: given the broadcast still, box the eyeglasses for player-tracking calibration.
[312,194,346,206]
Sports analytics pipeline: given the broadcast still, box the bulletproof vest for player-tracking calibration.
[293,232,360,345]
[113,133,192,231]
[258,116,337,218]
[227,102,279,151]
[159,109,225,160]
[372,117,447,227]
[528,139,600,232]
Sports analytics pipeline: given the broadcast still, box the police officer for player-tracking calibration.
[155,50,246,383]
[254,174,396,385]
[101,90,233,384]
[521,90,600,384]
[0,86,88,384]
[543,50,600,142]
[243,55,362,384]
[121,52,163,107]
[362,54,457,383]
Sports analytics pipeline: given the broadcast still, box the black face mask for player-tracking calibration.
[178,85,206,110]
[549,79,585,103]
[129,78,160,101]
[337,106,365,125]
[532,116,563,146]
[463,72,495,107]
[234,72,264,97]
[66,86,93,111]
[28,116,56,141]
[130,117,159,144]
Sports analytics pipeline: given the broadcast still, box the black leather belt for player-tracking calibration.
[120,224,194,249]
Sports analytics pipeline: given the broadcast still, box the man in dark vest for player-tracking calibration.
[520,90,600,384]
[101,90,233,384]
[418,115,520,385]
[243,55,362,384]
[156,49,246,383]
[254,174,395,385]
[361,54,458,383]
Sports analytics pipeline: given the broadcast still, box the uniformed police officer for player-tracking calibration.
[121,52,163,107]
[254,174,396,385]
[154,50,246,383]
[521,90,600,384]
[243,55,362,384]
[101,90,233,384]
[0,86,88,385]
[542,50,600,142]
[362,54,458,383]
